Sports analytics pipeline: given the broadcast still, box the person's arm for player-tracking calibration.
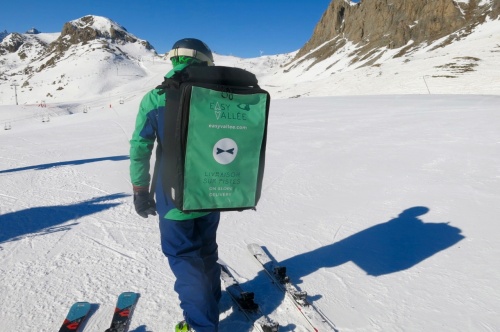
[130,91,158,188]
[130,91,159,217]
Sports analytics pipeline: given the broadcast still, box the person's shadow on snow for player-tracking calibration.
[280,206,465,279]
[0,193,128,246]
[219,206,465,331]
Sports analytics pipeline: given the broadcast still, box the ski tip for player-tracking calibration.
[59,302,92,332]
[118,292,140,301]
[73,301,92,307]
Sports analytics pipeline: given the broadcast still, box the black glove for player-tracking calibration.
[133,190,157,218]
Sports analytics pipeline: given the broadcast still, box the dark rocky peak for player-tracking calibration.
[295,0,499,66]
[26,28,41,34]
[0,30,8,41]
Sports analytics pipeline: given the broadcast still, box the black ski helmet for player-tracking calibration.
[168,38,214,66]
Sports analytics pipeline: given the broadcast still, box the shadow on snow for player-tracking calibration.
[279,206,465,278]
[0,155,129,174]
[220,206,465,330]
[0,193,128,246]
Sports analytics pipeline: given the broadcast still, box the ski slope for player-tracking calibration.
[1,87,499,331]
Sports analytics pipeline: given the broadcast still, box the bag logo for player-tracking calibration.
[216,148,235,155]
[213,138,238,165]
[237,103,250,111]
[211,102,248,121]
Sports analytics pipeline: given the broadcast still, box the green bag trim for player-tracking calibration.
[164,209,209,221]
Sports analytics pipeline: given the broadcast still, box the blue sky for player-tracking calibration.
[0,0,333,58]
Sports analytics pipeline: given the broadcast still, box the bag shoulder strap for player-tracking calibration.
[181,66,260,87]
[156,65,260,93]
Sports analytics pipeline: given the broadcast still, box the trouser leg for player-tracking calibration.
[159,212,220,332]
[198,212,221,304]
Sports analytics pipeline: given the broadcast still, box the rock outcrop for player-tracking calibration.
[0,33,25,54]
[50,15,153,54]
[296,0,499,64]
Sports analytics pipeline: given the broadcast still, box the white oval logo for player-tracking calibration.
[213,138,238,165]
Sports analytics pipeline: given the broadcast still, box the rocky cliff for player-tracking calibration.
[53,15,153,53]
[295,0,499,65]
[45,15,153,59]
[0,33,25,54]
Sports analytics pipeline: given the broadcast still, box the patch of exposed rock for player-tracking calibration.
[49,15,153,54]
[295,0,499,65]
[0,33,25,54]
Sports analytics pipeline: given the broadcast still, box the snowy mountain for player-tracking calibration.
[272,0,500,97]
[298,0,499,62]
[0,15,156,103]
[2,7,500,103]
[269,17,500,97]
[1,8,500,332]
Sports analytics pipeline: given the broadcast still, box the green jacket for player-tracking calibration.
[129,63,209,221]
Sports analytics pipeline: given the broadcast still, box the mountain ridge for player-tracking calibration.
[295,0,499,64]
[0,15,156,102]
[0,9,499,103]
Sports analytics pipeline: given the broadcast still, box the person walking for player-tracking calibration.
[130,38,220,332]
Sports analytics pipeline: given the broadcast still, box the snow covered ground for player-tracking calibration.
[1,18,500,332]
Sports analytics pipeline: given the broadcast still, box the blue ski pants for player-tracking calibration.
[159,212,221,332]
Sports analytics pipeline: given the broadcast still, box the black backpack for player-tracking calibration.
[155,65,271,212]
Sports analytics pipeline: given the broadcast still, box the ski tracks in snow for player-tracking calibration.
[0,146,170,331]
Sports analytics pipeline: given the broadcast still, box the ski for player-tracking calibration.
[248,243,338,332]
[59,301,92,332]
[104,292,139,332]
[219,262,279,332]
